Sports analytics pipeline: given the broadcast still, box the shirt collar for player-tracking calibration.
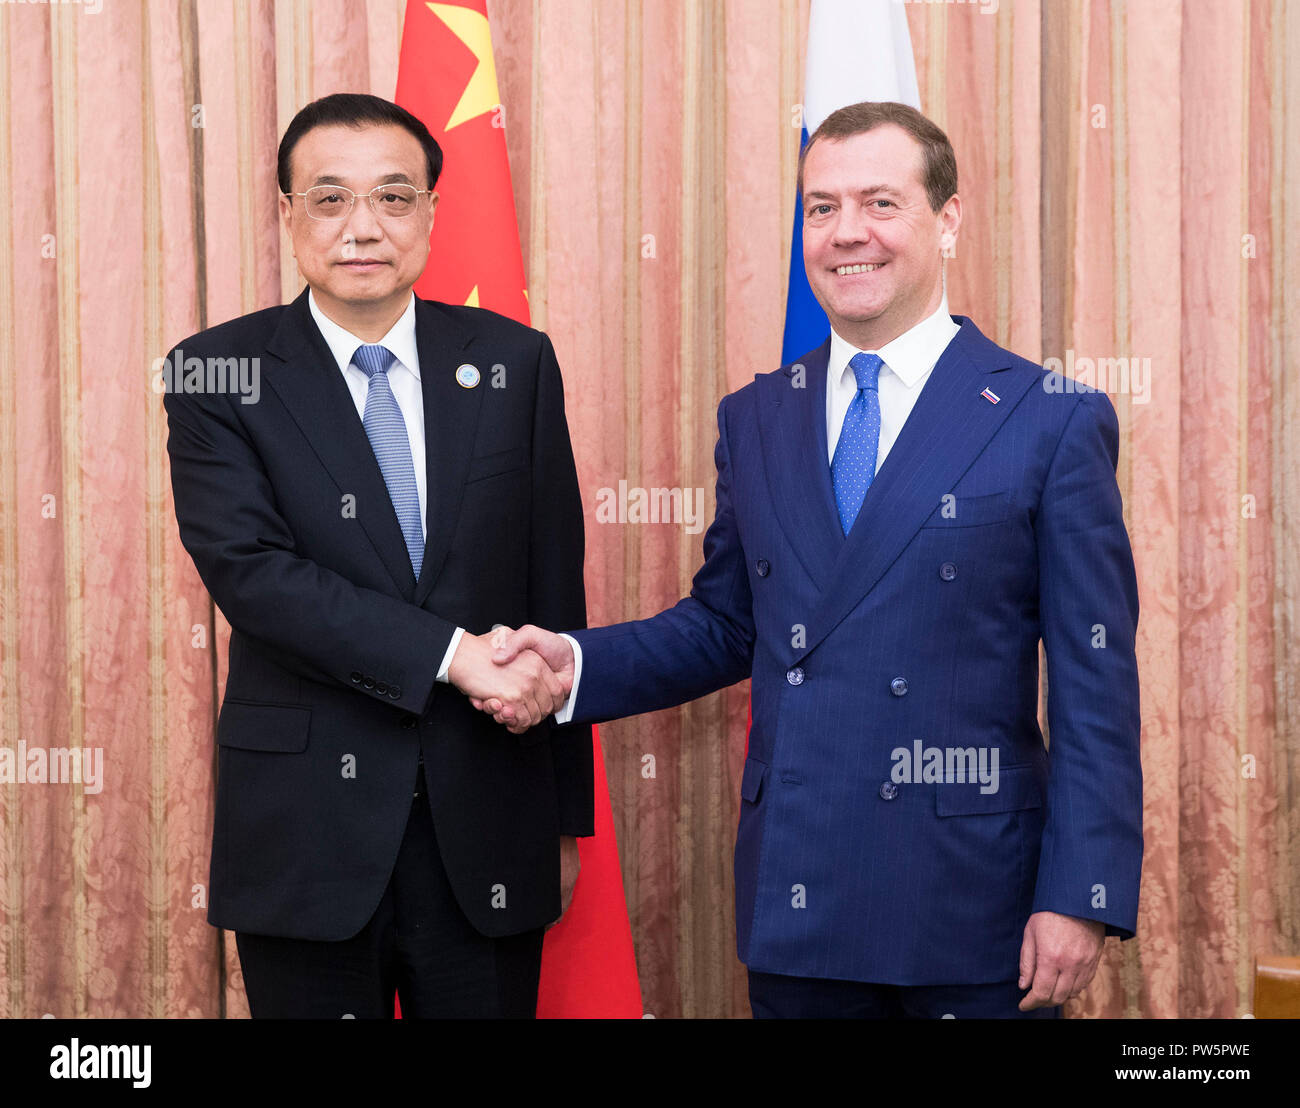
[828,294,960,390]
[308,289,421,379]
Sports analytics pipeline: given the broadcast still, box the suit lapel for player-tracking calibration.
[799,316,1038,659]
[264,289,418,598]
[755,339,843,590]
[411,298,481,607]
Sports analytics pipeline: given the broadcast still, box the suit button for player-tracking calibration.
[350,671,362,684]
[400,716,417,730]
[940,562,957,581]
[756,559,770,577]
[375,682,388,696]
[786,667,805,686]
[389,686,401,699]
[363,676,376,689]
[890,677,908,696]
[879,781,899,800]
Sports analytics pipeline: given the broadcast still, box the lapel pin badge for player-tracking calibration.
[981,387,1000,404]
[455,363,481,389]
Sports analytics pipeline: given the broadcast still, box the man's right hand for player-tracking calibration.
[470,625,576,732]
[447,630,570,733]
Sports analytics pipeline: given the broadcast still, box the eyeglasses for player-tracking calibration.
[285,183,431,221]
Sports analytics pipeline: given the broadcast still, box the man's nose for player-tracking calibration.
[342,195,384,243]
[830,207,871,247]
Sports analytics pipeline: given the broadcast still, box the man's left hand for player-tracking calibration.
[547,835,581,931]
[1017,910,1105,1010]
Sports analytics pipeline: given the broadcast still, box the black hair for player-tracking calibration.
[277,93,443,194]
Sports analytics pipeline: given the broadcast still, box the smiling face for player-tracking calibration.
[278,123,438,337]
[801,124,960,351]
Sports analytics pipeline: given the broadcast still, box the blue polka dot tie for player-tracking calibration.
[353,343,424,578]
[831,352,884,536]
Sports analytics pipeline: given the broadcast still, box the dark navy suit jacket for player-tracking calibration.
[163,289,593,943]
[570,316,1142,985]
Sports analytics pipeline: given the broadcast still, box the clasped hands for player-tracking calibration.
[447,624,573,734]
[448,626,582,922]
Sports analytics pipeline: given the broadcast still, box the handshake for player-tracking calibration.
[446,625,575,734]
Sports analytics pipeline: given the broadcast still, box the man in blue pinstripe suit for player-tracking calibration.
[483,102,1142,1019]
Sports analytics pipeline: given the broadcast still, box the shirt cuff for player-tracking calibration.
[436,626,466,683]
[553,633,583,724]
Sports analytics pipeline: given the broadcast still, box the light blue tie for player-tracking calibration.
[831,352,884,536]
[353,343,423,578]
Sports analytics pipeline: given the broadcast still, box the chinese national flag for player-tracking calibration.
[394,0,642,1018]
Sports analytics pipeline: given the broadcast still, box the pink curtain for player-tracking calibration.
[0,0,1295,1018]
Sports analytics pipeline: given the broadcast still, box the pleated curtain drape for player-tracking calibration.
[0,0,1295,1018]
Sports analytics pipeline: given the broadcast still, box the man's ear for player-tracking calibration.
[278,193,296,256]
[427,190,440,235]
[939,192,961,250]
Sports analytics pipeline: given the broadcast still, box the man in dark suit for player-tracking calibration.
[487,102,1142,1018]
[162,93,591,1018]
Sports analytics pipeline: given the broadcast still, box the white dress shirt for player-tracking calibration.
[308,289,463,682]
[559,298,961,723]
[826,296,960,467]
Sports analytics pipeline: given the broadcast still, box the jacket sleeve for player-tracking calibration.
[163,350,457,718]
[568,391,756,726]
[1030,390,1143,938]
[527,334,595,837]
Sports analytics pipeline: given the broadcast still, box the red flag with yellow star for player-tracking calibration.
[395,0,642,1019]
[397,0,527,315]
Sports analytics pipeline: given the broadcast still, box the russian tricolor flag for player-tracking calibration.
[782,0,923,363]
